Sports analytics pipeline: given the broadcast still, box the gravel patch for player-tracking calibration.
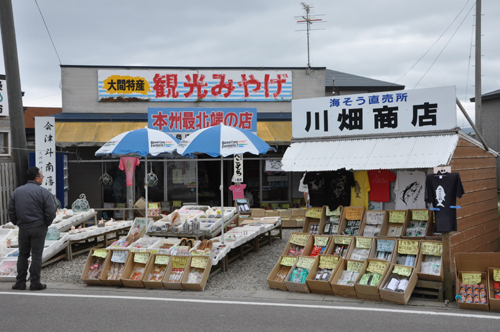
[41,228,295,290]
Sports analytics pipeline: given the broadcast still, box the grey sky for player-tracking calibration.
[1,0,499,126]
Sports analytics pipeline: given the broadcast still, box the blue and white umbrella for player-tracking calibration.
[96,127,180,223]
[176,124,274,243]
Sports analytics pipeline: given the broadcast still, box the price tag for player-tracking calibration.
[111,250,128,263]
[139,248,148,253]
[347,261,364,273]
[191,256,208,269]
[412,210,429,221]
[398,240,419,255]
[334,236,352,245]
[389,211,405,223]
[346,208,363,220]
[377,239,395,252]
[366,212,385,225]
[297,256,315,270]
[462,273,482,285]
[306,208,323,219]
[154,255,170,265]
[92,249,108,258]
[421,242,443,256]
[172,256,188,269]
[319,256,339,270]
[281,256,296,267]
[314,236,329,247]
[290,233,310,246]
[356,238,372,249]
[393,265,413,277]
[493,269,500,282]
[134,253,149,264]
[367,260,388,275]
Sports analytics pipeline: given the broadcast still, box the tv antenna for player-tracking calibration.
[295,2,325,73]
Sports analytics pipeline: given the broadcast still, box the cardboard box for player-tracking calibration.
[354,258,391,301]
[251,208,266,218]
[282,233,314,257]
[279,210,292,219]
[456,271,489,311]
[487,267,500,312]
[291,208,306,218]
[265,210,280,217]
[181,255,212,291]
[267,255,297,291]
[338,206,366,236]
[392,239,421,268]
[379,210,410,238]
[162,255,190,290]
[284,256,316,293]
[370,237,397,262]
[454,253,500,276]
[361,210,387,237]
[310,235,333,257]
[302,206,326,234]
[379,261,421,305]
[100,249,130,286]
[402,209,431,239]
[330,259,363,298]
[120,251,152,288]
[306,255,342,295]
[282,218,298,228]
[142,253,171,288]
[416,240,444,282]
[134,197,146,216]
[81,249,108,286]
[296,217,305,228]
[346,236,375,262]
[328,235,354,259]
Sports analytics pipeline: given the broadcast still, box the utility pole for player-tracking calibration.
[474,0,482,135]
[295,3,325,73]
[0,0,28,186]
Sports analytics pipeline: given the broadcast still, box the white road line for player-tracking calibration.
[0,291,498,320]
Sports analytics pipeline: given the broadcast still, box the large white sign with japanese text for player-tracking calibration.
[292,86,457,138]
[98,70,292,102]
[35,117,56,194]
[0,79,9,116]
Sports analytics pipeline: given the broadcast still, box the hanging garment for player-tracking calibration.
[119,157,140,187]
[394,170,426,210]
[326,168,355,210]
[350,170,371,209]
[368,169,396,202]
[304,171,330,207]
[425,173,464,232]
[229,183,247,200]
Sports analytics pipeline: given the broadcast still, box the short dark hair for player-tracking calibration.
[27,167,41,181]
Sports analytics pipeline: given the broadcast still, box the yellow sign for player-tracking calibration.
[347,261,364,273]
[172,256,188,269]
[149,250,158,254]
[314,236,329,247]
[154,255,170,265]
[134,253,149,264]
[421,242,443,256]
[334,236,352,245]
[306,208,323,219]
[319,256,339,270]
[398,240,419,255]
[281,256,296,267]
[393,265,413,277]
[102,75,151,95]
[412,210,429,221]
[389,211,406,223]
[92,249,108,258]
[493,269,500,282]
[367,260,388,275]
[462,273,482,285]
[297,256,315,270]
[290,233,310,247]
[346,208,363,220]
[356,237,372,249]
[191,256,208,269]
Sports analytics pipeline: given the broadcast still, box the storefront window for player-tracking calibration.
[0,131,9,155]
[166,160,197,206]
[261,159,289,204]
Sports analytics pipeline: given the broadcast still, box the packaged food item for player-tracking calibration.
[148,265,167,282]
[186,268,203,283]
[274,266,292,282]
[107,262,125,280]
[130,267,145,280]
[85,257,105,279]
[168,268,185,282]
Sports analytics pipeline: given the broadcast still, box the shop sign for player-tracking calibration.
[155,255,170,265]
[412,210,429,221]
[462,273,481,285]
[367,260,388,275]
[98,69,292,102]
[281,256,296,267]
[421,242,442,256]
[35,117,56,195]
[292,86,456,138]
[347,260,363,273]
[319,255,338,270]
[393,265,412,277]
[148,107,257,139]
[233,154,243,183]
[398,240,419,255]
[0,78,8,116]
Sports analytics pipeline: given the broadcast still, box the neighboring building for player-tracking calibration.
[24,107,62,146]
[470,89,500,189]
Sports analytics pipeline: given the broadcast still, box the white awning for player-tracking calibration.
[281,134,460,172]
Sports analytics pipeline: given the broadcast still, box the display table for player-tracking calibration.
[51,209,97,232]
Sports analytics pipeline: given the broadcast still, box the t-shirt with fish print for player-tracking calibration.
[394,170,426,210]
[350,170,370,209]
[424,173,464,232]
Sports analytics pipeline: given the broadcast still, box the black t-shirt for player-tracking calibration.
[424,173,464,232]
[327,168,355,210]
[304,172,329,207]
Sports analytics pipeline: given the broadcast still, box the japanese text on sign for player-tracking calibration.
[389,211,406,223]
[99,70,292,102]
[421,242,442,256]
[345,208,363,220]
[347,261,364,273]
[393,265,413,277]
[412,210,429,221]
[92,249,108,258]
[314,236,329,247]
[493,269,500,282]
[111,250,128,263]
[367,261,388,275]
[366,212,385,225]
[191,256,208,269]
[155,255,170,265]
[306,208,323,219]
[334,236,352,245]
[290,233,310,247]
[292,86,457,138]
[462,273,482,285]
[172,256,189,269]
[134,253,149,264]
[0,79,9,117]
[35,117,56,195]
[377,239,395,252]
[398,240,419,255]
[356,238,372,249]
[319,256,339,270]
[297,257,315,270]
[233,154,243,183]
[281,256,296,267]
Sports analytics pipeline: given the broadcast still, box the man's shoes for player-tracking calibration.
[12,283,26,290]
[29,283,47,291]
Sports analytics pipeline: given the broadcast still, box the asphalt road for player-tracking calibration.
[1,290,499,332]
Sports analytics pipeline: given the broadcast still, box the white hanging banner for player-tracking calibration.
[232,154,243,183]
[0,78,9,116]
[35,117,56,195]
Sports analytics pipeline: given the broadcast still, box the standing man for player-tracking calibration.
[8,167,57,290]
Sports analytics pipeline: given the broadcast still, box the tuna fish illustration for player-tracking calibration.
[400,181,419,205]
[435,185,446,207]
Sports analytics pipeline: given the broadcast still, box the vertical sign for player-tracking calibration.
[35,117,56,194]
[233,154,243,183]
[0,78,8,116]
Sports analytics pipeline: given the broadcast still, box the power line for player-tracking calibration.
[34,0,61,64]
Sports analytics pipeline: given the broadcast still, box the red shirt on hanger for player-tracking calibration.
[367,169,396,202]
